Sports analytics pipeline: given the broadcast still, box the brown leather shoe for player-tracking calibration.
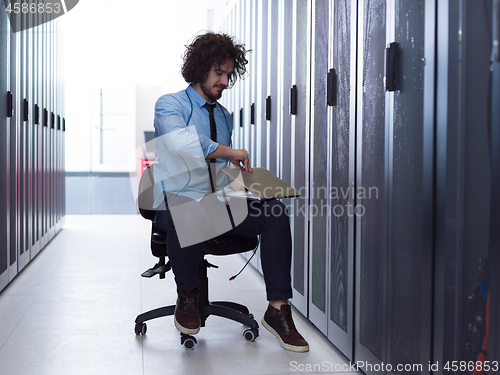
[174,287,200,335]
[262,303,309,352]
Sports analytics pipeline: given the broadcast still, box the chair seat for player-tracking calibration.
[152,232,258,256]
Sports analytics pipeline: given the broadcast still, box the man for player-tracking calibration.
[152,32,308,352]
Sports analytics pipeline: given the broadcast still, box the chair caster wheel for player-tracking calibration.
[247,313,254,319]
[135,323,147,335]
[181,334,197,349]
[243,328,259,342]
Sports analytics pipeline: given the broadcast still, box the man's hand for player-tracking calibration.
[228,148,252,172]
[206,145,253,173]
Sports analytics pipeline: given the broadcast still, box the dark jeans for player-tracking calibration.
[155,196,293,301]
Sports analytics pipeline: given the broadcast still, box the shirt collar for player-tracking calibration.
[187,84,221,110]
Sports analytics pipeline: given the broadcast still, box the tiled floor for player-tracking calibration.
[0,215,360,375]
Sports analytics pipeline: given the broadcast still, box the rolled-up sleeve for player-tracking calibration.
[154,95,219,158]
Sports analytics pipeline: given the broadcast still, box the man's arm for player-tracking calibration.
[206,144,253,173]
[155,94,219,158]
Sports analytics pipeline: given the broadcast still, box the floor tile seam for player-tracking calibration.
[0,298,33,351]
[30,228,77,287]
[0,240,68,349]
[29,241,75,305]
[134,218,146,375]
[2,228,84,347]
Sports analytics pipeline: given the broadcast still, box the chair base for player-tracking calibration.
[134,301,259,329]
[134,259,259,348]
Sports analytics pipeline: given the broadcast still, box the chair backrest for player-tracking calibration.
[137,164,157,221]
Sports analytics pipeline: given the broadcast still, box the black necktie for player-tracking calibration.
[204,103,236,229]
[204,103,217,142]
[203,103,217,193]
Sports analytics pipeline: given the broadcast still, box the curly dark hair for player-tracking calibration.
[181,32,249,88]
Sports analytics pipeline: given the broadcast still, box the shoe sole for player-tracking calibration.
[174,317,200,335]
[261,318,309,352]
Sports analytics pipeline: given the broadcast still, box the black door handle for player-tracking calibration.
[266,96,271,121]
[327,69,337,106]
[290,85,297,115]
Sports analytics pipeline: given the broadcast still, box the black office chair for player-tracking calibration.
[134,164,260,349]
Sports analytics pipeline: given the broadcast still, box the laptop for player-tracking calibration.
[221,167,302,200]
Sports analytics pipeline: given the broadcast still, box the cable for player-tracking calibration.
[229,236,261,281]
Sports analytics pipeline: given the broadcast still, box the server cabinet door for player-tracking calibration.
[279,0,293,189]
[289,0,311,316]
[230,5,239,150]
[55,23,62,232]
[49,19,55,238]
[35,25,42,253]
[258,0,269,170]
[30,14,40,258]
[434,0,494,369]
[40,15,48,248]
[387,0,433,372]
[246,0,261,272]
[33,12,41,257]
[236,0,246,160]
[59,23,64,228]
[26,12,34,263]
[242,0,250,168]
[308,0,330,334]
[355,0,388,368]
[18,12,29,272]
[234,0,243,150]
[490,0,500,361]
[355,0,434,373]
[249,0,257,172]
[9,11,20,281]
[0,1,10,291]
[278,0,293,283]
[266,0,279,175]
[326,0,356,360]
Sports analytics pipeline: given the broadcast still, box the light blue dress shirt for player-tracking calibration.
[153,85,233,207]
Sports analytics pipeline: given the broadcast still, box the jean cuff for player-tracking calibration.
[266,289,293,301]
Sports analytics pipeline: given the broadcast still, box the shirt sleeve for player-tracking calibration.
[154,94,219,158]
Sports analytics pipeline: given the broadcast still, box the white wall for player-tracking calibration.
[61,0,229,172]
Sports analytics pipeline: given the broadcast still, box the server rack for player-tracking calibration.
[289,0,311,317]
[308,0,330,335]
[278,0,295,309]
[242,0,250,169]
[279,0,292,189]
[221,1,498,371]
[0,4,65,293]
[490,0,500,362]
[10,10,20,282]
[249,0,257,172]
[265,0,279,176]
[434,0,495,369]
[19,10,29,272]
[257,0,268,172]
[325,0,356,359]
[247,0,261,272]
[354,1,435,373]
[0,0,9,291]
